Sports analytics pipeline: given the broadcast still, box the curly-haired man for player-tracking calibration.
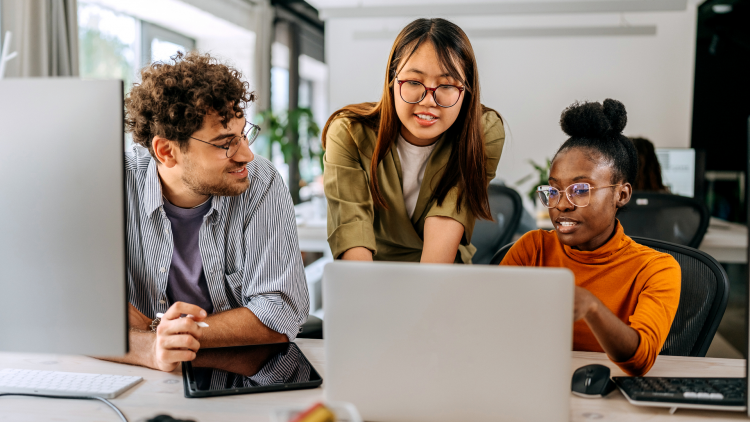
[101,52,308,372]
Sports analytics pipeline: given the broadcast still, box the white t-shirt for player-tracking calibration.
[396,134,438,218]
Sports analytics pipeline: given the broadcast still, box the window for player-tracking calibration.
[78,3,138,91]
[78,2,196,149]
[141,22,195,65]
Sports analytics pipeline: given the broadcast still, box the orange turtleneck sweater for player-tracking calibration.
[500,221,681,376]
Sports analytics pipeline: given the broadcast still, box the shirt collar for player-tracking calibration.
[562,220,631,264]
[144,159,164,216]
[143,157,232,220]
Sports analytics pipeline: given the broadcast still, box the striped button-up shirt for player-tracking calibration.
[125,146,308,341]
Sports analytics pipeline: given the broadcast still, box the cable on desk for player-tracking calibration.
[0,393,128,422]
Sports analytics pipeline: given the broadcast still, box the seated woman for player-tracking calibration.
[500,99,681,376]
[631,137,670,193]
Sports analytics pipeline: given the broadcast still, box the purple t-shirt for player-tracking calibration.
[163,197,214,314]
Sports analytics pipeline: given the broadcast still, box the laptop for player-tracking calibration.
[323,261,574,422]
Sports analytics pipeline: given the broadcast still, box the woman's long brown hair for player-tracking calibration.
[630,137,667,191]
[322,18,496,221]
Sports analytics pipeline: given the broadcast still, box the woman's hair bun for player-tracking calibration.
[560,98,627,139]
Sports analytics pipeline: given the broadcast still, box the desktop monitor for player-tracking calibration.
[0,79,127,355]
[655,148,696,197]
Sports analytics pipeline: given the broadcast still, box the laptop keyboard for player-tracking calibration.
[613,377,746,407]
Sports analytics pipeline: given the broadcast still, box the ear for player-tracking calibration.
[152,136,179,168]
[615,182,632,208]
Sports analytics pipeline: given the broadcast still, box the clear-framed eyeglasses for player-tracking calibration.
[537,183,622,208]
[190,120,261,159]
[396,78,465,108]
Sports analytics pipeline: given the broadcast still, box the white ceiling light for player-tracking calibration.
[319,0,688,20]
[712,4,733,14]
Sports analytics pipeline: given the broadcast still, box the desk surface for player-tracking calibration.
[0,340,747,422]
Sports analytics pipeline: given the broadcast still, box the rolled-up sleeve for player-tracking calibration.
[323,118,377,258]
[243,173,309,341]
[483,111,505,184]
[425,111,506,244]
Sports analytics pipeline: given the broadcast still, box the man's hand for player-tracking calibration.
[128,303,152,331]
[152,302,207,372]
[97,302,287,371]
[573,286,599,321]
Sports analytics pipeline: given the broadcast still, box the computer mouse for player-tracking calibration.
[571,364,617,398]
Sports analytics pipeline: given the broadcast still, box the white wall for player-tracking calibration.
[322,3,698,207]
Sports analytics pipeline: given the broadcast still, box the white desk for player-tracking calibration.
[700,218,748,264]
[0,341,747,421]
[536,217,748,264]
[295,202,329,257]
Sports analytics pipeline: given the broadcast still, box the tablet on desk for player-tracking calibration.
[181,342,322,398]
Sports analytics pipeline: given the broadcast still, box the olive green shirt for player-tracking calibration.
[324,111,505,263]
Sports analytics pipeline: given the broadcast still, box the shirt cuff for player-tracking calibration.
[611,331,655,376]
[245,295,305,342]
[327,220,377,259]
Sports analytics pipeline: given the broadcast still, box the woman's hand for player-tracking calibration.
[573,286,599,321]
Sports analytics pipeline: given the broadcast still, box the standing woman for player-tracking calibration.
[323,18,505,263]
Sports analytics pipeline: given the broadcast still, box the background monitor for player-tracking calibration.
[656,148,696,197]
[0,79,127,355]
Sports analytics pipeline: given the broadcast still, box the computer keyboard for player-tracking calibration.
[0,368,142,399]
[613,377,747,411]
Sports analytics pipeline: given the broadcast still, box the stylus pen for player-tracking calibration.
[155,313,209,328]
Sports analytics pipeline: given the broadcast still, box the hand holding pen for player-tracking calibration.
[152,302,209,372]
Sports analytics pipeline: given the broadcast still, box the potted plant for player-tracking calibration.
[256,108,321,204]
[515,159,551,220]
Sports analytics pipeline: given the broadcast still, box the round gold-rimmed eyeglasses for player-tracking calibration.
[537,183,622,208]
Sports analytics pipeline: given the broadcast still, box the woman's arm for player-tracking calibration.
[575,286,640,362]
[341,247,374,261]
[421,216,464,263]
[343,217,462,262]
[324,119,378,259]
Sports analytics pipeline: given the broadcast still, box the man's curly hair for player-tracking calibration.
[125,51,256,159]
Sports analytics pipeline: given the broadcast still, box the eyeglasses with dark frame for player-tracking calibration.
[537,183,622,208]
[396,78,465,108]
[189,120,261,159]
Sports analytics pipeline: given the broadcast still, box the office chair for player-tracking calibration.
[297,315,323,339]
[489,242,514,265]
[471,185,523,264]
[489,237,728,357]
[631,237,729,357]
[618,192,710,248]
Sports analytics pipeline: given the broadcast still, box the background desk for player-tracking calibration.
[295,201,329,258]
[0,340,747,422]
[297,202,749,264]
[700,218,748,264]
[534,216,748,264]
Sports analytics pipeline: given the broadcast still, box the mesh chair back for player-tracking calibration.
[490,237,728,357]
[489,242,515,265]
[630,237,729,357]
[618,193,710,248]
[471,185,523,264]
